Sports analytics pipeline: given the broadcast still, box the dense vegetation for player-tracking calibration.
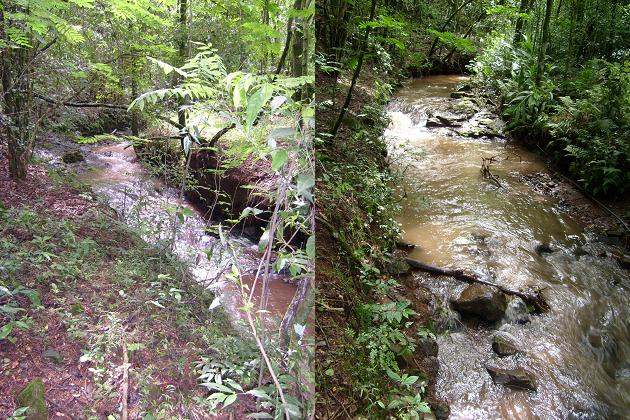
[2,0,314,418]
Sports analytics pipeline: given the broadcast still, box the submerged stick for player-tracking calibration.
[405,258,548,312]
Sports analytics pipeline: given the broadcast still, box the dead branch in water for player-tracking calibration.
[405,258,549,312]
[481,152,522,188]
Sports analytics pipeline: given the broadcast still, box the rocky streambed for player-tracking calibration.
[386,75,630,419]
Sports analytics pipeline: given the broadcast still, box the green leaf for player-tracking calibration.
[305,235,315,259]
[246,414,274,419]
[223,393,237,407]
[271,150,288,172]
[245,83,274,131]
[246,389,271,400]
[0,323,14,340]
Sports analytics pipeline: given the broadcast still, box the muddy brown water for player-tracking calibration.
[385,75,630,419]
[38,141,295,327]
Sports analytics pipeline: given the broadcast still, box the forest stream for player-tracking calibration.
[385,75,630,419]
[37,140,296,327]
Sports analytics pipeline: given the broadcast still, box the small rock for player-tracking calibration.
[417,336,439,357]
[535,242,554,255]
[426,117,444,128]
[61,150,84,164]
[504,297,531,324]
[450,91,469,99]
[387,259,411,275]
[492,332,519,356]
[486,366,536,391]
[452,284,507,322]
[433,402,450,419]
[574,246,589,257]
[455,83,472,92]
[42,349,64,365]
[616,256,630,270]
[17,378,48,420]
[395,240,416,250]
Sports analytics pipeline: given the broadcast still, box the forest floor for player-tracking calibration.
[0,143,258,419]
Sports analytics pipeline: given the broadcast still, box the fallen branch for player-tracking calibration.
[206,123,236,148]
[405,258,548,312]
[34,93,128,110]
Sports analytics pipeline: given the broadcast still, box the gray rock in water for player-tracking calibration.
[504,296,531,324]
[574,246,590,258]
[535,242,554,255]
[433,402,450,419]
[492,332,519,356]
[61,149,84,164]
[486,366,536,391]
[450,91,469,99]
[426,117,444,128]
[452,284,507,322]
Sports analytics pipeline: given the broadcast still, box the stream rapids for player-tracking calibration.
[385,75,630,419]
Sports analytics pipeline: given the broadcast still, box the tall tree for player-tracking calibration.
[535,0,553,85]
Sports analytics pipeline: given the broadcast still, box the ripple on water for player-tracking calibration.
[388,76,630,418]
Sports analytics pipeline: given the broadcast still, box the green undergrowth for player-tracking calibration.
[0,199,257,418]
[316,73,432,418]
[470,33,630,197]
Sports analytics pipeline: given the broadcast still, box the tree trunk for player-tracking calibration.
[176,0,188,128]
[513,0,531,45]
[329,0,378,137]
[1,7,35,180]
[535,0,553,86]
[131,69,139,136]
[427,0,474,59]
[276,0,304,75]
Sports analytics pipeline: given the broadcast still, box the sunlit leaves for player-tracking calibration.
[245,83,274,131]
[270,149,288,171]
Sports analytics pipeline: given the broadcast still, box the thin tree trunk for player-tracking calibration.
[276,0,303,75]
[513,0,532,45]
[1,6,35,180]
[176,0,188,128]
[329,0,377,137]
[535,0,553,86]
[427,0,474,59]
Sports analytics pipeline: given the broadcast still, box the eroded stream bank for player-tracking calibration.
[37,138,296,326]
[386,75,630,419]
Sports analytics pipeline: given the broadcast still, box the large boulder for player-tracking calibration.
[17,378,48,420]
[486,366,536,391]
[451,284,507,322]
